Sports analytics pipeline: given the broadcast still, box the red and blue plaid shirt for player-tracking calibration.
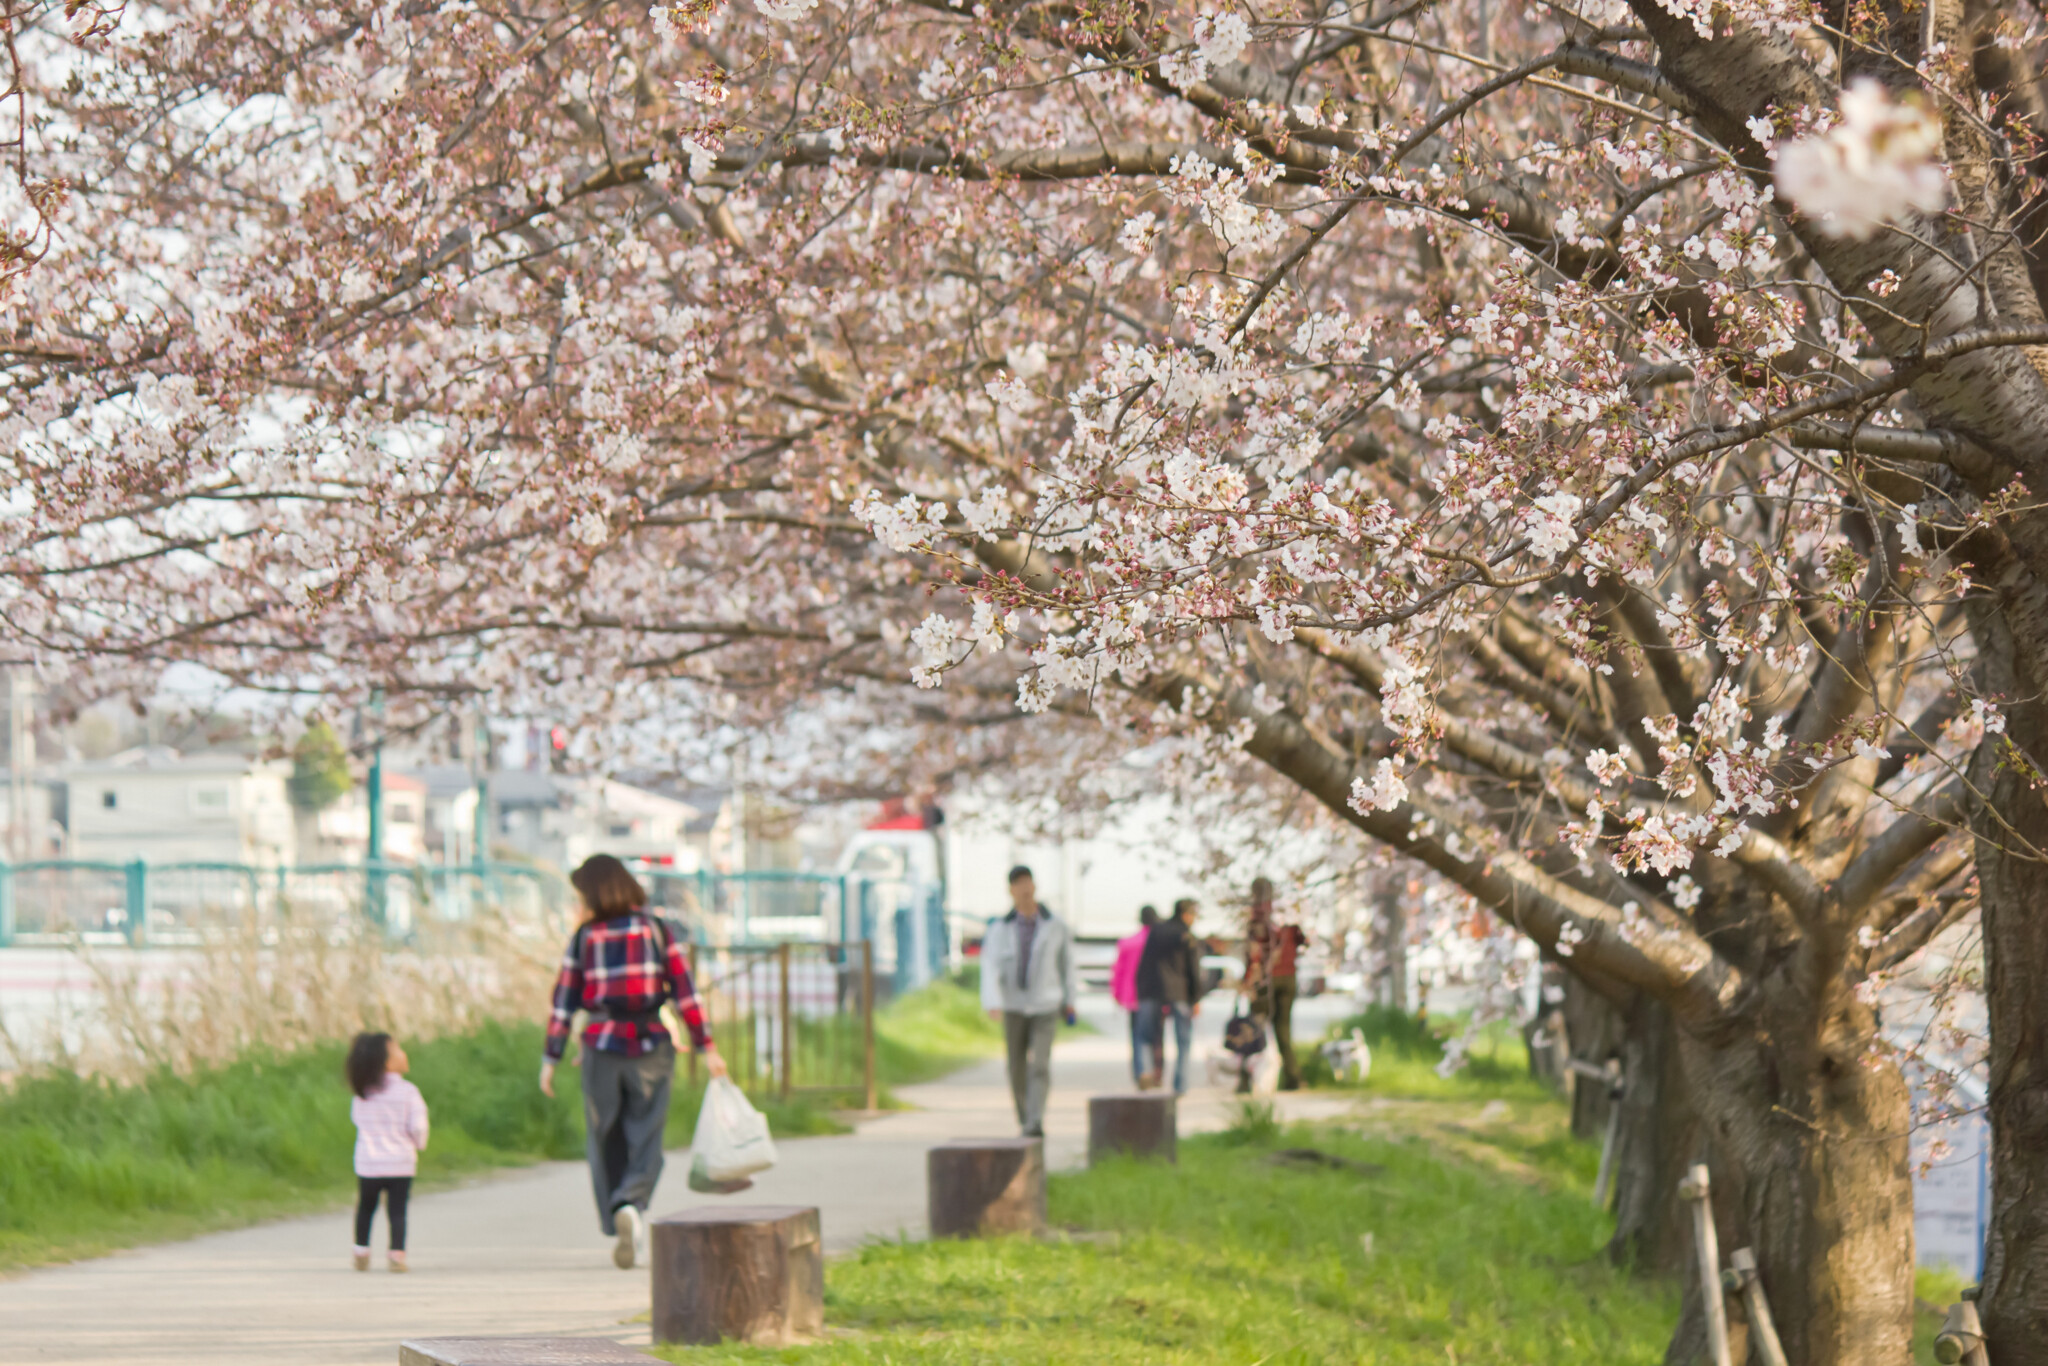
[544,913,713,1061]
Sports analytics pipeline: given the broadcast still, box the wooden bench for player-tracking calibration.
[650,1205,823,1346]
[399,1339,662,1366]
[928,1138,1046,1238]
[1088,1092,1177,1164]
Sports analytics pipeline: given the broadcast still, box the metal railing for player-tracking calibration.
[639,869,951,992]
[0,858,566,946]
[0,859,959,994]
[683,939,877,1111]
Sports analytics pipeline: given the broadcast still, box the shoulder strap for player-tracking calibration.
[641,910,674,956]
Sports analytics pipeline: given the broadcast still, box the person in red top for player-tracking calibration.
[541,854,725,1269]
[1246,877,1309,1091]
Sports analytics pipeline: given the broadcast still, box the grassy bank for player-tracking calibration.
[0,1019,583,1268]
[0,974,1000,1270]
[662,1107,1675,1364]
[875,967,1005,1087]
[1299,1004,1557,1102]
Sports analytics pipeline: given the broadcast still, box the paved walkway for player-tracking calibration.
[0,996,1356,1365]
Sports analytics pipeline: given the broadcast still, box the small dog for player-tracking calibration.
[1318,1028,1372,1083]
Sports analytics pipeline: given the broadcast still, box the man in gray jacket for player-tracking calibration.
[980,865,1077,1137]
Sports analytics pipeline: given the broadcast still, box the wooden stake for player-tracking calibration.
[1677,1163,1732,1366]
[1933,1299,1990,1366]
[1590,1058,1623,1208]
[861,938,877,1113]
[778,940,793,1102]
[1721,1247,1788,1366]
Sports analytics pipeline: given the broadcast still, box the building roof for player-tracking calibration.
[488,768,565,808]
[63,746,283,776]
[395,764,486,800]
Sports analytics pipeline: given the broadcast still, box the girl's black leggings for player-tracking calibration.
[354,1176,412,1250]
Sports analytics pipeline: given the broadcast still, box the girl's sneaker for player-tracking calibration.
[352,1248,371,1272]
[388,1251,409,1273]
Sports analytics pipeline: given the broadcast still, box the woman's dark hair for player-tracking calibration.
[1140,904,1160,927]
[571,854,648,920]
[346,1032,392,1098]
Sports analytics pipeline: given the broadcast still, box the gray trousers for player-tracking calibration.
[1003,1011,1058,1137]
[582,1042,675,1235]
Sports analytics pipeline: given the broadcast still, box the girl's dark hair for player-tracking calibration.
[571,854,647,920]
[346,1032,392,1098]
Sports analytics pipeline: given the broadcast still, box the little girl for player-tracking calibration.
[346,1031,430,1272]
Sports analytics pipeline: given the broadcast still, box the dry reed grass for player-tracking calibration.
[0,908,567,1083]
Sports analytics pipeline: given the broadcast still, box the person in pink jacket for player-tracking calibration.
[1111,906,1160,1085]
[346,1032,430,1273]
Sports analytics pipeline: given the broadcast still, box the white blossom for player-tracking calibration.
[1525,491,1581,562]
[1774,80,1947,239]
[1586,748,1631,786]
[1897,503,1924,557]
[1349,757,1409,813]
[1192,12,1253,67]
[571,510,609,546]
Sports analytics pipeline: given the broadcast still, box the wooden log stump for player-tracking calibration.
[1088,1092,1177,1165]
[650,1205,823,1347]
[928,1138,1046,1238]
[400,1340,662,1366]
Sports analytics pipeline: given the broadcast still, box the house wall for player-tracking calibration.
[66,765,296,867]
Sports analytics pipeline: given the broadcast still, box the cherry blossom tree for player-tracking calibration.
[7,0,2048,1360]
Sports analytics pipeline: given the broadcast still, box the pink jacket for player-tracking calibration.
[351,1076,430,1178]
[1111,927,1150,1011]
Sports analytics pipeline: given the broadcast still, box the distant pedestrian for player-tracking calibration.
[346,1031,429,1273]
[1111,905,1160,1084]
[980,865,1077,1138]
[1246,877,1309,1090]
[541,854,726,1270]
[1136,899,1204,1093]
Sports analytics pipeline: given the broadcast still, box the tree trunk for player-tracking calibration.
[1663,992,1916,1366]
[1375,891,1407,1011]
[1970,686,2048,1363]
[1601,996,1699,1277]
[1563,970,1624,1139]
[1563,978,1698,1276]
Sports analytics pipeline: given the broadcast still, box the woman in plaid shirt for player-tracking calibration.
[540,854,725,1270]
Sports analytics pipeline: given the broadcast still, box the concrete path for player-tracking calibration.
[0,994,1357,1365]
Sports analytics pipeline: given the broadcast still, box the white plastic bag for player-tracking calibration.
[689,1078,778,1193]
[1249,1026,1282,1096]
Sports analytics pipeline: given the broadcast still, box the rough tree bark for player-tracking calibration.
[1567,985,1697,1276]
[1969,623,2048,1363]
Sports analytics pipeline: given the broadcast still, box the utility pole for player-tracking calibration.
[365,688,386,926]
[470,708,490,871]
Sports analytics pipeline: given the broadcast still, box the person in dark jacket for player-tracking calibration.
[1135,899,1204,1093]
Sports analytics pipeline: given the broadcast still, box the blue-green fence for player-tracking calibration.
[0,860,954,992]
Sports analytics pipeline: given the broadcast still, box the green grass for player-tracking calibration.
[0,974,1002,1269]
[874,969,1005,1087]
[1299,1005,1558,1102]
[1913,1267,1969,1365]
[0,1019,577,1268]
[658,1114,1676,1365]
